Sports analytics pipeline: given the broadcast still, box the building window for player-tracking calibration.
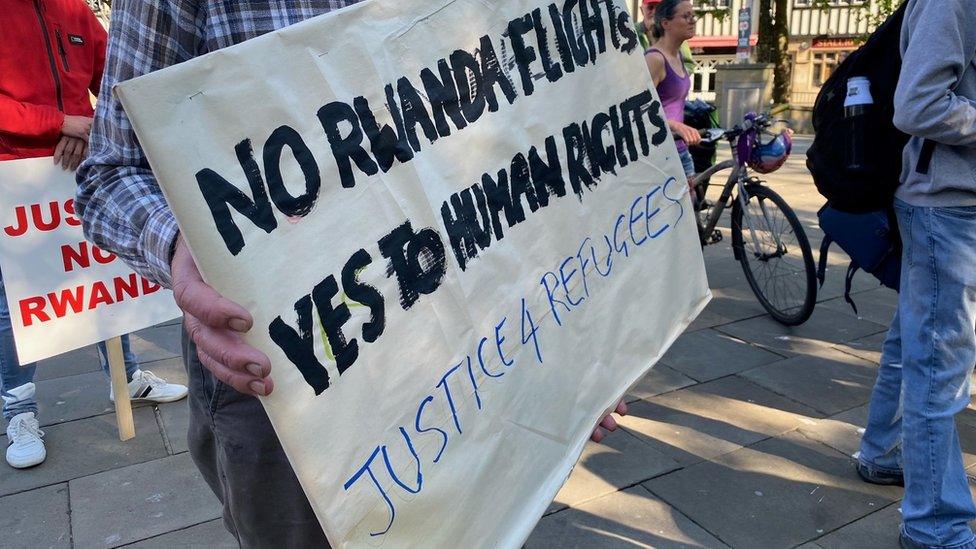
[794,0,812,6]
[811,51,841,87]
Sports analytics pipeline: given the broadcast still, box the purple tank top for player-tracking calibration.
[647,48,691,152]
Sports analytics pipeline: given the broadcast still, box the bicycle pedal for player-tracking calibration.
[708,230,723,244]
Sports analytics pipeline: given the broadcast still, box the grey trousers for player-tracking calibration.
[182,328,330,548]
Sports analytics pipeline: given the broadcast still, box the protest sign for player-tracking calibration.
[115,0,710,545]
[0,158,181,365]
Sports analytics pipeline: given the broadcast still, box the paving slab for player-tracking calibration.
[814,503,901,549]
[549,429,680,514]
[0,407,167,497]
[697,286,769,328]
[528,486,727,548]
[818,288,898,328]
[660,328,784,383]
[645,431,902,548]
[800,403,976,470]
[625,365,698,403]
[69,453,221,548]
[619,376,821,466]
[0,483,70,549]
[740,347,878,416]
[156,400,189,455]
[833,331,887,365]
[31,371,116,428]
[34,345,101,382]
[122,519,236,548]
[129,324,182,365]
[796,405,869,458]
[685,306,735,332]
[716,306,887,357]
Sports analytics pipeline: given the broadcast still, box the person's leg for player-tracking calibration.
[121,335,139,379]
[96,335,138,381]
[857,308,904,481]
[99,334,186,403]
[898,202,976,548]
[0,268,38,421]
[182,327,329,548]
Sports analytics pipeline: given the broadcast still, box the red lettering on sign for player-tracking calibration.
[4,206,29,237]
[47,286,85,317]
[63,199,82,227]
[141,278,161,295]
[114,273,140,301]
[19,297,50,327]
[61,241,118,272]
[88,281,114,309]
[61,242,90,272]
[31,202,61,232]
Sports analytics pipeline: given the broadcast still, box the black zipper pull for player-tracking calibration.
[55,29,70,72]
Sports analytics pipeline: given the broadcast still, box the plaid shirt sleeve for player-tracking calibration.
[76,1,204,288]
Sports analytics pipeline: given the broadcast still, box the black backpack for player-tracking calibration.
[807,3,909,213]
[806,3,908,313]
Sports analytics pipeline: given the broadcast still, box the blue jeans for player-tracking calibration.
[860,199,976,549]
[1,268,139,421]
[0,267,37,420]
[679,148,696,178]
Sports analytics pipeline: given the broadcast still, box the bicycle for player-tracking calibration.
[686,112,817,326]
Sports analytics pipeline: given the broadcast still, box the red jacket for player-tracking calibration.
[0,0,106,160]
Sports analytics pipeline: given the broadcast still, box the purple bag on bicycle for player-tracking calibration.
[816,204,901,314]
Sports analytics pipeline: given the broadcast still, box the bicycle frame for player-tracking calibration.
[692,128,788,256]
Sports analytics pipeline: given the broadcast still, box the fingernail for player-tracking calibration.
[228,318,248,333]
[249,381,266,396]
[246,363,264,377]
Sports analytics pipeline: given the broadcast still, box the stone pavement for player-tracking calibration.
[3,137,974,548]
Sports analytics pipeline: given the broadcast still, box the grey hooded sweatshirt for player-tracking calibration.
[893,0,976,207]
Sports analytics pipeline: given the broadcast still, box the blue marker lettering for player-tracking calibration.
[576,237,593,297]
[381,427,423,494]
[414,395,448,463]
[592,236,613,277]
[477,336,504,378]
[559,256,583,307]
[540,271,568,326]
[465,356,483,410]
[612,214,630,257]
[343,446,396,537]
[520,297,543,364]
[661,176,684,223]
[495,317,514,367]
[628,195,648,246]
[435,364,464,434]
[645,185,668,239]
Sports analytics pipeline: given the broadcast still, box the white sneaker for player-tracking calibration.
[110,370,188,404]
[5,412,46,469]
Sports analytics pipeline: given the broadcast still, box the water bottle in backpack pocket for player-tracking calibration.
[844,77,874,173]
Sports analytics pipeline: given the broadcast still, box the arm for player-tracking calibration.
[76,0,201,287]
[893,0,976,146]
[0,94,64,140]
[76,0,273,397]
[644,50,666,87]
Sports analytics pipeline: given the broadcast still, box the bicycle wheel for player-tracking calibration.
[731,184,817,326]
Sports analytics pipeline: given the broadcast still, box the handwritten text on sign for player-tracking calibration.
[115,0,710,546]
[0,159,180,364]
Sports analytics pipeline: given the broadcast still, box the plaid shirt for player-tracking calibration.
[76,0,362,288]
